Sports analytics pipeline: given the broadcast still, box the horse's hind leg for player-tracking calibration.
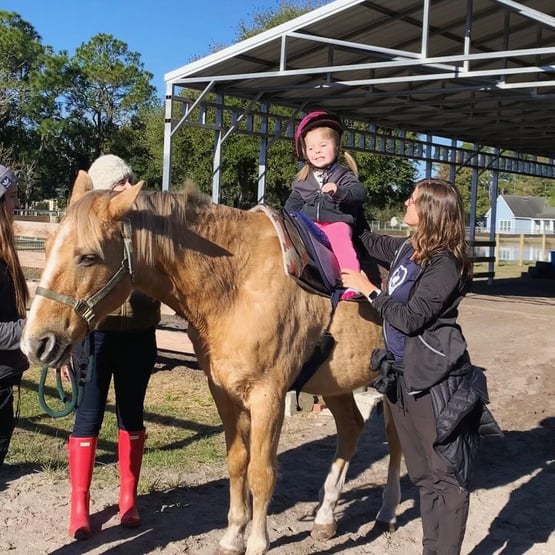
[375,398,402,532]
[208,380,251,555]
[311,392,365,541]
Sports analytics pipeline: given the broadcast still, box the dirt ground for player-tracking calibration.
[1,275,554,555]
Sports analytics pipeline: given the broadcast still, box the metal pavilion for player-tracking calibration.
[162,0,555,274]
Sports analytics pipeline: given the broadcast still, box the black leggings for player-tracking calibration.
[71,327,157,438]
[0,382,18,467]
[387,377,470,555]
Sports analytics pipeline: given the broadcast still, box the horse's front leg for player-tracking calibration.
[244,385,285,555]
[311,393,365,540]
[375,397,402,531]
[209,380,251,555]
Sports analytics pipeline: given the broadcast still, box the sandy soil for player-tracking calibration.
[1,276,554,554]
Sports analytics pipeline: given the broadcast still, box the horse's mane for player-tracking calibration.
[133,185,214,266]
[67,184,243,267]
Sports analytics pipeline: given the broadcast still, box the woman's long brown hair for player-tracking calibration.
[410,178,472,279]
[0,198,29,316]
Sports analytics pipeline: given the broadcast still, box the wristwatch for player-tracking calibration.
[367,289,381,303]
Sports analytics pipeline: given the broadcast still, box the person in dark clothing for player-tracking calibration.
[63,155,161,540]
[0,164,29,469]
[342,177,500,555]
[285,111,368,299]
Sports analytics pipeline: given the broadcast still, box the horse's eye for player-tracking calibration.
[78,254,98,266]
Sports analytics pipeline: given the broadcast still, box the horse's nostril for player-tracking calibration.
[36,333,57,362]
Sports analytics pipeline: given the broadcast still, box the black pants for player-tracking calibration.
[387,377,469,555]
[71,327,157,437]
[0,379,19,468]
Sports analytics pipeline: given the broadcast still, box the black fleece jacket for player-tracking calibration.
[0,260,29,383]
[284,164,366,227]
[360,231,503,488]
[359,231,471,392]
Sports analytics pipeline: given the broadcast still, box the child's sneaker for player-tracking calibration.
[340,288,363,301]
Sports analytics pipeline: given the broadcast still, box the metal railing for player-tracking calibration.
[15,237,46,251]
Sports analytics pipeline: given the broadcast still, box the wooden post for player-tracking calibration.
[519,234,524,265]
[495,234,500,267]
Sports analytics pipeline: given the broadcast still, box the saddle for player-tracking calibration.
[252,205,344,297]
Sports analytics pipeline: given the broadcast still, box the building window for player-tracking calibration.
[499,220,512,232]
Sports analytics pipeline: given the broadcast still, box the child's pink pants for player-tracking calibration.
[315,221,360,272]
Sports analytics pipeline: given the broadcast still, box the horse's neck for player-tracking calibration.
[134,203,274,325]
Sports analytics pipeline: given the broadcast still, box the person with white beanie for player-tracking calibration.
[88,154,133,190]
[66,154,161,540]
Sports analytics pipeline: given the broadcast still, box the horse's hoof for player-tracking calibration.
[375,519,397,533]
[214,546,245,555]
[311,521,337,541]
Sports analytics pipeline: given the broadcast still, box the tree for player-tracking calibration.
[0,11,64,205]
[0,11,44,151]
[237,1,327,39]
[67,34,157,156]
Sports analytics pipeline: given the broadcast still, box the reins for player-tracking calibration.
[36,219,134,417]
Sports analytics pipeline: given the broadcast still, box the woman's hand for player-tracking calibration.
[340,269,375,298]
[59,364,71,382]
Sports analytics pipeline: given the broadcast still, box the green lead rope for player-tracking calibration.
[37,342,93,418]
[38,365,79,418]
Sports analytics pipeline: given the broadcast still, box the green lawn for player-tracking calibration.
[8,365,226,491]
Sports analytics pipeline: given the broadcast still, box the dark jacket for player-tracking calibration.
[360,231,503,489]
[284,164,366,227]
[430,365,503,489]
[360,231,470,392]
[97,290,161,332]
[0,260,29,383]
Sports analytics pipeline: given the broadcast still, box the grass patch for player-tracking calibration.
[472,261,533,279]
[8,365,226,490]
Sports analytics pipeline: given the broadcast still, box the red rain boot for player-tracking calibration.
[118,429,146,528]
[68,436,97,540]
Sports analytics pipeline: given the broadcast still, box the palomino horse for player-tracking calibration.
[22,172,402,555]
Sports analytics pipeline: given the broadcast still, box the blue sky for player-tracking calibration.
[3,0,284,98]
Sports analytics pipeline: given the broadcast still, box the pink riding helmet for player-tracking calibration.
[294,111,343,160]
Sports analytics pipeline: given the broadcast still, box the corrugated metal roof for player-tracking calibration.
[165,0,555,158]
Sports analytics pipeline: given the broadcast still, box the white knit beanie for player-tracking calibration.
[88,154,133,190]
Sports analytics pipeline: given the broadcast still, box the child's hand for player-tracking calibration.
[321,182,338,195]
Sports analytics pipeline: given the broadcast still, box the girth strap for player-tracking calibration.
[290,289,342,409]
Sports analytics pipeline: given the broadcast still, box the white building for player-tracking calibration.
[486,195,555,234]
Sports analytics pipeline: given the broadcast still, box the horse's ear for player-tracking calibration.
[69,170,93,206]
[108,181,144,220]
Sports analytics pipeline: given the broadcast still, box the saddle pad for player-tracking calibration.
[252,205,340,295]
[251,204,308,278]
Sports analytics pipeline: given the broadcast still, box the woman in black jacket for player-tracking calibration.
[342,177,495,555]
[0,164,29,468]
